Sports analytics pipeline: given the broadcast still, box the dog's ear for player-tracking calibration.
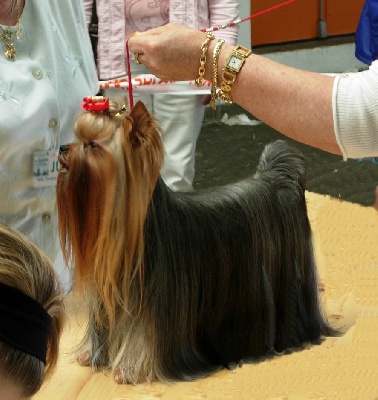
[126,101,159,147]
[129,100,149,121]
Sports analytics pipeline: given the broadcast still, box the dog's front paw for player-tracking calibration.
[114,370,132,385]
[77,349,92,367]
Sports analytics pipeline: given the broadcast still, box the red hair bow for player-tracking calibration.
[81,96,109,112]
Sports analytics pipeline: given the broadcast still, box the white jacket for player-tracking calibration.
[0,0,98,289]
[333,60,378,159]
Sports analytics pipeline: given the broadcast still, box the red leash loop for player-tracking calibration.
[125,39,134,109]
[201,0,298,32]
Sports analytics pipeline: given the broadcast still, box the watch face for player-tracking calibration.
[227,55,243,71]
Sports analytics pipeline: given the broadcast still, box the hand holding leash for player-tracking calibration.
[129,24,207,82]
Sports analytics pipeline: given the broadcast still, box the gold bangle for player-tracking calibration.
[195,32,215,87]
[210,39,225,110]
[217,45,252,104]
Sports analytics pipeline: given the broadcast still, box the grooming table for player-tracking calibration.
[35,193,378,400]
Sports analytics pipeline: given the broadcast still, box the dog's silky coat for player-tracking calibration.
[57,100,336,384]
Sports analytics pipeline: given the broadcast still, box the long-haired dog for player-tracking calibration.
[57,99,337,384]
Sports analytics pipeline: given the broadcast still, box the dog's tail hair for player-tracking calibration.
[255,140,338,342]
[255,140,306,190]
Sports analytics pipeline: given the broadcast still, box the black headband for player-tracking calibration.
[0,282,52,364]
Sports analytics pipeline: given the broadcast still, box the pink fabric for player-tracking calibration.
[83,0,240,80]
[124,1,169,41]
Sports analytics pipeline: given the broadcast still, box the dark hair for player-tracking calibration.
[0,223,65,397]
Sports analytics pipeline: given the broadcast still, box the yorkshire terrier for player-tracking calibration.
[57,98,336,384]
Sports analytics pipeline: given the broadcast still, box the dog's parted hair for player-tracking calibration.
[57,100,337,384]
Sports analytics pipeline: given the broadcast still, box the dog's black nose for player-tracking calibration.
[59,144,69,154]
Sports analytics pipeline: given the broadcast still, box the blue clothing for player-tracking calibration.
[355,0,378,64]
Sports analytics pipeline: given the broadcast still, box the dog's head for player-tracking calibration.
[57,100,163,320]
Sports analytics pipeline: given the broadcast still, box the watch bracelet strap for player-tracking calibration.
[233,45,252,59]
[217,45,252,104]
[217,83,233,103]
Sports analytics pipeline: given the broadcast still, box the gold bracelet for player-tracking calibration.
[217,45,252,104]
[195,32,215,87]
[210,39,225,110]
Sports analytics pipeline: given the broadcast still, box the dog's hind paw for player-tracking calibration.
[77,349,92,367]
[226,360,244,371]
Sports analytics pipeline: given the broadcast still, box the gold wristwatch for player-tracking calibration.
[217,45,252,104]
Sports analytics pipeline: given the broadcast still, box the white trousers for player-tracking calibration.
[103,88,204,191]
[134,92,205,192]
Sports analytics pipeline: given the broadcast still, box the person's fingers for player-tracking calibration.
[129,25,170,52]
[132,24,167,36]
[128,24,207,81]
[128,35,144,54]
[134,52,142,65]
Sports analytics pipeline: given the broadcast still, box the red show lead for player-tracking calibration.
[201,0,298,33]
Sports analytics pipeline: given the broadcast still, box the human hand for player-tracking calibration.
[128,23,208,81]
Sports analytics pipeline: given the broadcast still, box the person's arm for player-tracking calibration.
[333,64,378,159]
[227,50,339,155]
[129,24,340,155]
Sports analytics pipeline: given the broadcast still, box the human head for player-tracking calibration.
[0,222,65,399]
